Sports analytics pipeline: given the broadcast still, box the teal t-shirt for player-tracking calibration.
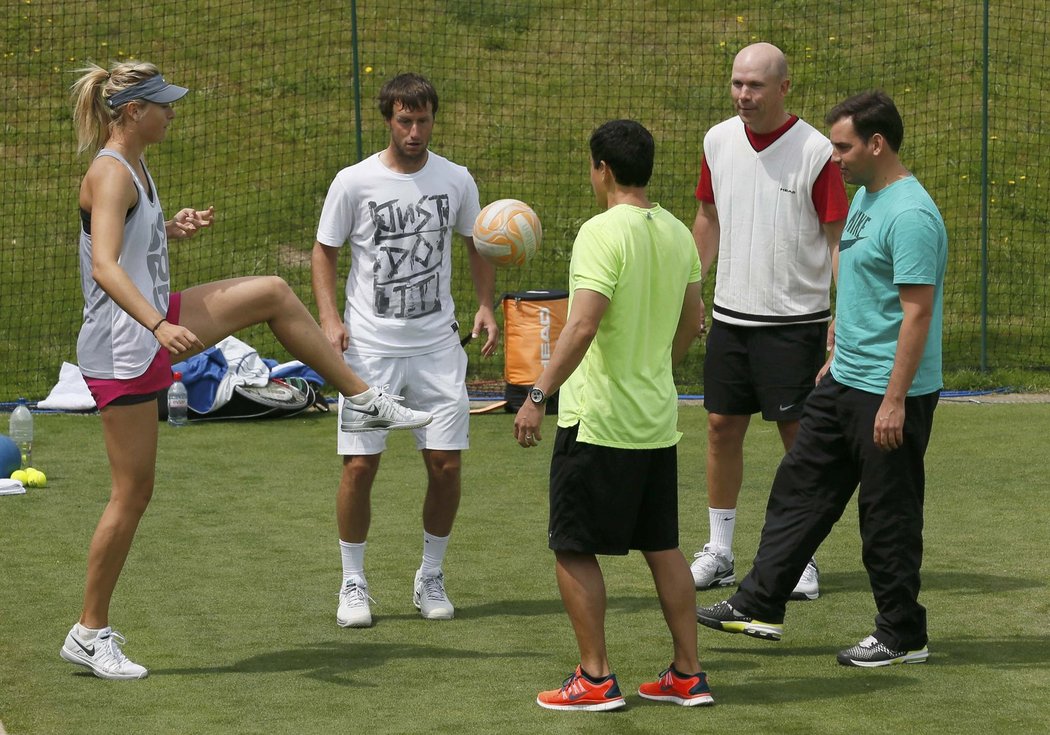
[558,203,701,448]
[831,176,948,395]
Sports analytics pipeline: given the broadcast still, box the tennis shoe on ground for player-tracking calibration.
[60,625,148,680]
[336,577,374,628]
[340,387,432,433]
[637,665,714,706]
[790,558,820,600]
[696,600,783,641]
[413,569,454,620]
[690,545,736,589]
[536,665,626,711]
[837,635,929,667]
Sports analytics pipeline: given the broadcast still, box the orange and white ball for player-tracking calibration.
[472,199,542,267]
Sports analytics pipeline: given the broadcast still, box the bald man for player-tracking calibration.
[689,43,848,599]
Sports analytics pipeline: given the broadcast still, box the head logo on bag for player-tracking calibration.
[501,290,568,413]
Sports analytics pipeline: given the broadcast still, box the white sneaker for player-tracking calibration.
[336,578,374,628]
[413,569,454,620]
[790,558,820,600]
[340,387,433,433]
[60,625,148,680]
[690,544,736,589]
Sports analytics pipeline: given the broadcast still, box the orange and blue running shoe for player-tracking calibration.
[638,665,714,706]
[536,665,626,711]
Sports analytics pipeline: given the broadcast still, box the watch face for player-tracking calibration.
[529,388,544,404]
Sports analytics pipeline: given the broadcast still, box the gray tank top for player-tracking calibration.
[76,149,170,379]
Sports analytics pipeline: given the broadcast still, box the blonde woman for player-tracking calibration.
[61,61,430,680]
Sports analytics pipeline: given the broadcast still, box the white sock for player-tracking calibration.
[74,623,103,640]
[421,531,449,576]
[347,388,375,406]
[339,539,367,582]
[708,507,736,558]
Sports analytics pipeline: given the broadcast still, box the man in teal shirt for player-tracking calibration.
[515,120,708,709]
[698,91,947,668]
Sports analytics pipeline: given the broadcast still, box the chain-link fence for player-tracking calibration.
[3,1,1046,402]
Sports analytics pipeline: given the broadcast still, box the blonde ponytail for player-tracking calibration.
[70,60,162,154]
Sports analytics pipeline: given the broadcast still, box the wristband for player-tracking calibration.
[150,318,167,333]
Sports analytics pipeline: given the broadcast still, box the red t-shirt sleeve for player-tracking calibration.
[695,155,715,203]
[812,157,849,223]
[699,150,846,221]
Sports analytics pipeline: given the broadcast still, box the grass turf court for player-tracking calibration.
[1,403,1047,734]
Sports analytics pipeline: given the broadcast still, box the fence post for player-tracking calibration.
[351,0,364,163]
[979,0,990,371]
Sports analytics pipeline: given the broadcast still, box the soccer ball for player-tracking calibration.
[472,199,542,267]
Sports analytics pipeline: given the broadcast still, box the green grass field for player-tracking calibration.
[2,403,1048,734]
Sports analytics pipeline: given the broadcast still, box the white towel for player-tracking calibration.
[0,479,26,496]
[208,336,270,411]
[37,362,96,411]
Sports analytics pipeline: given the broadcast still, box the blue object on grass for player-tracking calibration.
[0,435,21,478]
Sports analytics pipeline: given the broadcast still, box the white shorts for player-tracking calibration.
[336,343,470,455]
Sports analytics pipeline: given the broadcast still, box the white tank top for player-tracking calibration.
[77,149,170,379]
[705,117,833,326]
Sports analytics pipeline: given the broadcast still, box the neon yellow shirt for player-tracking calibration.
[558,204,701,448]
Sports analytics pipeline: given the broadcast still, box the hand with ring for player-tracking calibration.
[513,403,543,448]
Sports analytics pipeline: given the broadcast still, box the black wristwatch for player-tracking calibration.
[529,387,546,405]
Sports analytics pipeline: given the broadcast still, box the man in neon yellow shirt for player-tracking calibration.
[514,119,708,711]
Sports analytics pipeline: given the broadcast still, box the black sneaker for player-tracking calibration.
[696,600,783,641]
[837,635,929,667]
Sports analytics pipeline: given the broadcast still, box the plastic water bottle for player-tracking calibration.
[167,372,188,427]
[9,398,33,468]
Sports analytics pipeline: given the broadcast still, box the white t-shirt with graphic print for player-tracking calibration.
[316,151,480,357]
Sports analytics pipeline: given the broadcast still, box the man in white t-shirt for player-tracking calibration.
[689,43,848,600]
[312,73,498,627]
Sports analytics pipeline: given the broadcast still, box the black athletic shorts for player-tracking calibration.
[548,423,678,555]
[703,320,828,421]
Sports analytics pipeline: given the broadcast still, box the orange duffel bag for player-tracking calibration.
[502,290,568,414]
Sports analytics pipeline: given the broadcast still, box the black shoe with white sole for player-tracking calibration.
[696,600,783,641]
[837,635,929,667]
